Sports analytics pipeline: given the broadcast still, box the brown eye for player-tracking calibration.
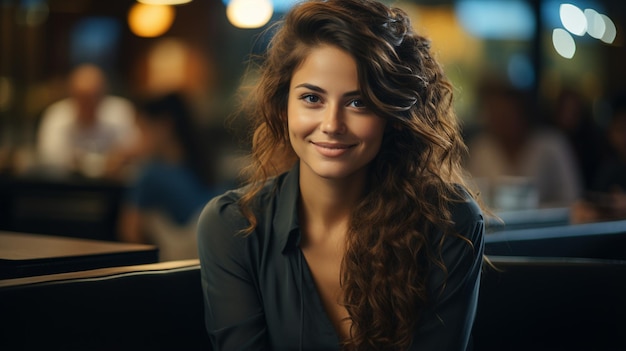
[348,99,367,109]
[301,94,321,104]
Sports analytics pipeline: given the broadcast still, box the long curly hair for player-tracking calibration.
[238,0,471,349]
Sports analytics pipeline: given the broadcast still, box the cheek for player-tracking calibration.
[287,103,314,138]
[358,119,387,145]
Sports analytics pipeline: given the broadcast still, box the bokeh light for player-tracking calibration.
[138,0,192,4]
[128,3,175,38]
[222,0,297,13]
[552,28,576,59]
[600,14,616,44]
[226,0,273,29]
[584,8,605,39]
[455,0,535,40]
[560,3,587,36]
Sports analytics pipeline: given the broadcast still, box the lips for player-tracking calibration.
[311,141,356,157]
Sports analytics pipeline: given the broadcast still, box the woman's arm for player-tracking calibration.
[197,195,268,350]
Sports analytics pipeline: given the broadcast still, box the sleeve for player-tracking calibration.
[196,194,268,350]
[409,196,485,351]
[104,96,138,149]
[37,103,72,169]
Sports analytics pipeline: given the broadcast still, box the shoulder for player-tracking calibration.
[196,189,250,260]
[447,185,484,243]
[40,99,73,126]
[449,187,482,222]
[197,171,294,256]
[198,189,248,238]
[197,179,277,244]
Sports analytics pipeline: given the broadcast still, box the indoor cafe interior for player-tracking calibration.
[0,0,625,350]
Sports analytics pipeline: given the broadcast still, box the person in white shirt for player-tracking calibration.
[37,64,137,178]
[467,85,582,209]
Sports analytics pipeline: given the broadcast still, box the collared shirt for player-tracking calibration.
[197,164,484,350]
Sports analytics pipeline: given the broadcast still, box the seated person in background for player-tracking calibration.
[466,83,582,210]
[36,64,137,178]
[571,93,626,223]
[118,92,219,261]
[551,88,605,190]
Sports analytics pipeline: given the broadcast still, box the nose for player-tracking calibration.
[320,105,346,135]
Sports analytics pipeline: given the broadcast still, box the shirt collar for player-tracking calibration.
[274,163,302,254]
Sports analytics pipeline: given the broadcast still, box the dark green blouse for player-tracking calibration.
[197,165,484,350]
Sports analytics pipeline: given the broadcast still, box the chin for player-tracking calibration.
[306,162,367,181]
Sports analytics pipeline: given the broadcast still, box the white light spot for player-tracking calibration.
[600,14,616,44]
[560,3,587,36]
[552,28,576,59]
[584,8,605,39]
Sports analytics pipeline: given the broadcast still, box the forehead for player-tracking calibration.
[290,45,359,88]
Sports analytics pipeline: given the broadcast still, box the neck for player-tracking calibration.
[298,162,367,240]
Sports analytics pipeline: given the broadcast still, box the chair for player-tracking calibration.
[474,255,626,351]
[0,260,210,351]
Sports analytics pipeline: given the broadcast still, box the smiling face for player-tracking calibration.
[287,45,387,183]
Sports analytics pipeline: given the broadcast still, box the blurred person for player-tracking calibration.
[118,92,219,261]
[36,64,137,178]
[571,93,626,223]
[551,89,605,190]
[467,84,582,209]
[197,0,485,349]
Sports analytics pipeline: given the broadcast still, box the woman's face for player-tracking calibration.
[287,44,387,181]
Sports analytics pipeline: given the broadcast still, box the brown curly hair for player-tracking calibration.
[238,0,472,349]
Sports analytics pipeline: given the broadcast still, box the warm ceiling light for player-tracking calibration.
[128,3,175,38]
[137,0,192,5]
[226,0,273,29]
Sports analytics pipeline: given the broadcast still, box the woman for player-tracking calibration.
[197,0,484,349]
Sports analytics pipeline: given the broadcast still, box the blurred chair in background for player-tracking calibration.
[117,92,220,261]
[466,83,582,210]
[36,64,138,179]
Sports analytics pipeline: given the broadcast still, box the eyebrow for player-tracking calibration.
[294,83,360,98]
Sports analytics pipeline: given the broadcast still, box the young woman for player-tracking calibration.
[197,0,484,349]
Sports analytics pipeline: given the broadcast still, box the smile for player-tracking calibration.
[311,141,356,157]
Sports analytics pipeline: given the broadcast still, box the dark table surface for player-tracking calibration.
[0,231,158,279]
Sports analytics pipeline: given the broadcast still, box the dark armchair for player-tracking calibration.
[0,260,210,351]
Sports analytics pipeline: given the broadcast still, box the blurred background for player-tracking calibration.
[0,0,624,253]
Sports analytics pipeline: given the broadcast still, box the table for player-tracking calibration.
[0,174,127,241]
[0,231,158,279]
